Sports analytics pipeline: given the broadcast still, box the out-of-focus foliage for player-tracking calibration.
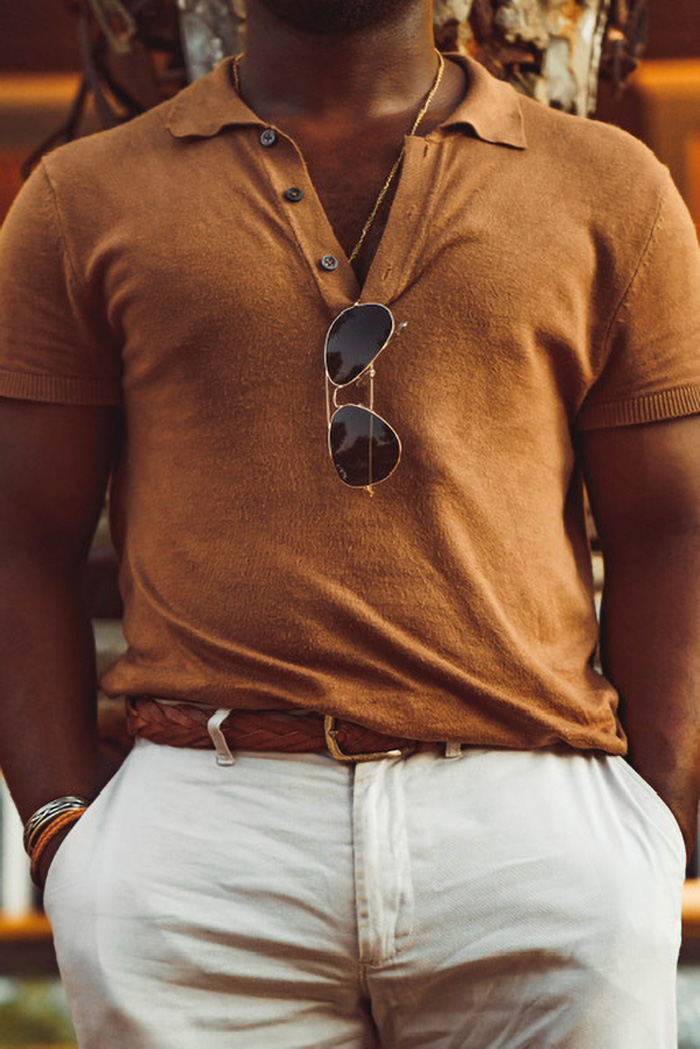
[0,978,74,1046]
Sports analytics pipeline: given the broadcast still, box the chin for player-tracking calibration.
[255,0,418,35]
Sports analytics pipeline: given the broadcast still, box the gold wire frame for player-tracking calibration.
[327,401,403,496]
[324,302,403,496]
[323,301,396,389]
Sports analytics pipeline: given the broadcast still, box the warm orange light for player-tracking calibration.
[687,132,700,239]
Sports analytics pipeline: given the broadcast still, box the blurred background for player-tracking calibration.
[1,0,700,1045]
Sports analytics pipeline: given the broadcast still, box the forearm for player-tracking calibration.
[0,556,100,824]
[599,532,700,859]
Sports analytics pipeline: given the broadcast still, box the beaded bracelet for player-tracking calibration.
[29,807,87,887]
[23,796,91,855]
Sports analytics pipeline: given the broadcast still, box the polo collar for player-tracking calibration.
[166,51,527,150]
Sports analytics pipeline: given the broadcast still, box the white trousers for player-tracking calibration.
[43,738,685,1048]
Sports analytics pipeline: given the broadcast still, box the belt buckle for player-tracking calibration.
[323,715,417,763]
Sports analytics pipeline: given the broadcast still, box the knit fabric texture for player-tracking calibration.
[2,53,700,752]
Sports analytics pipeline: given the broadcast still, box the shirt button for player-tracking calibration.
[283,187,304,203]
[320,254,339,271]
[260,128,277,147]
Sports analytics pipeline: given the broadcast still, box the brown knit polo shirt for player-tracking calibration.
[2,53,700,752]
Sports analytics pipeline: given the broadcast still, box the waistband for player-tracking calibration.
[126,696,464,765]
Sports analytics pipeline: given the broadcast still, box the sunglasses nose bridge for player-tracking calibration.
[329,349,378,408]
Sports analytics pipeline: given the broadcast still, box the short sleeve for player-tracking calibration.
[576,167,700,430]
[0,161,122,405]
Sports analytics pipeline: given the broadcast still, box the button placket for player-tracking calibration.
[254,128,359,312]
[252,127,444,310]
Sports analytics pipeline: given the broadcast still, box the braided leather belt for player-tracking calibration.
[126,696,443,763]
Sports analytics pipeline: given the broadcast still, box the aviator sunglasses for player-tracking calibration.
[324,302,406,495]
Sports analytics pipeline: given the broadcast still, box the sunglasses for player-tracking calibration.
[324,302,405,495]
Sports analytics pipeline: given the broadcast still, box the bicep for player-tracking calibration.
[0,398,122,565]
[578,414,700,553]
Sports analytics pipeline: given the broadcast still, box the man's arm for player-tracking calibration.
[579,413,700,863]
[0,398,121,884]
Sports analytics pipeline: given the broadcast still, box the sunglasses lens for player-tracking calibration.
[329,404,400,488]
[325,303,394,386]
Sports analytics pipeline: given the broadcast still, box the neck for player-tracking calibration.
[239,1,438,126]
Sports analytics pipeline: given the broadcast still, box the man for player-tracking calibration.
[1,0,699,1045]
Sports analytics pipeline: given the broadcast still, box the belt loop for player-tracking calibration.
[207,708,236,766]
[444,741,463,759]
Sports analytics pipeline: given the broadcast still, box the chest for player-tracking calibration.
[109,132,603,412]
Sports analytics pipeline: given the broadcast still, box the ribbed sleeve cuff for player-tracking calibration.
[576,384,700,431]
[0,367,122,405]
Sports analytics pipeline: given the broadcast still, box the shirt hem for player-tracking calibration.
[576,384,700,430]
[0,367,122,406]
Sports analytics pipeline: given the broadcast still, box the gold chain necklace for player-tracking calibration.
[231,50,446,263]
